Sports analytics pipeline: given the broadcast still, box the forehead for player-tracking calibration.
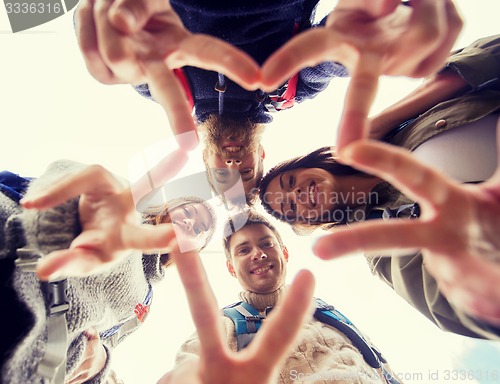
[229,224,277,248]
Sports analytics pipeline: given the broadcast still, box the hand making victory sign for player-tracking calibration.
[260,0,463,151]
[313,138,500,328]
[158,248,316,384]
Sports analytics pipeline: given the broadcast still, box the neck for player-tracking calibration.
[238,285,288,311]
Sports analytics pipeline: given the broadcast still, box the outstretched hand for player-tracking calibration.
[21,165,178,280]
[313,140,500,326]
[261,0,463,151]
[158,249,315,384]
[75,0,261,150]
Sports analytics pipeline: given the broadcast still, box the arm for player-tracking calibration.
[369,68,469,140]
[370,34,500,140]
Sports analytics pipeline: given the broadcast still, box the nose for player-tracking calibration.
[251,249,268,261]
[285,186,305,204]
[182,218,193,232]
[225,159,242,166]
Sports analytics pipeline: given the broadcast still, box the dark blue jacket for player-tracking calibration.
[135,0,348,123]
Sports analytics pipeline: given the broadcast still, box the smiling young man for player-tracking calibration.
[172,210,400,384]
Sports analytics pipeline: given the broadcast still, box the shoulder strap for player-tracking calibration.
[314,298,386,369]
[16,247,69,384]
[223,301,265,351]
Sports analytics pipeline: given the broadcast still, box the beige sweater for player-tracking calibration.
[175,286,399,383]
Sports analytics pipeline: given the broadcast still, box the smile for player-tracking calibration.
[225,146,242,152]
[309,182,317,207]
[251,265,273,275]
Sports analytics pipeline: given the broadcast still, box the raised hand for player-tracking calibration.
[261,0,463,150]
[313,140,500,326]
[75,0,261,150]
[21,164,178,280]
[158,249,315,384]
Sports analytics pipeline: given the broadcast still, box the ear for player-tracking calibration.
[261,146,266,159]
[282,246,289,262]
[226,260,237,277]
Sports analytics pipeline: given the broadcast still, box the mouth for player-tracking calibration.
[225,146,242,153]
[308,181,318,207]
[250,265,273,275]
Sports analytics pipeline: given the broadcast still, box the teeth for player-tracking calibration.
[253,266,271,274]
[309,185,315,205]
[226,146,242,152]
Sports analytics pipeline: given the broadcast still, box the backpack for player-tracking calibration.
[223,297,401,384]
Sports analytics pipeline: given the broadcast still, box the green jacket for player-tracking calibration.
[367,34,500,340]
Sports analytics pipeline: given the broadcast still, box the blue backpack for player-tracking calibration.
[223,297,401,384]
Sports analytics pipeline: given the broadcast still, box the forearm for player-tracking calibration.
[369,68,470,140]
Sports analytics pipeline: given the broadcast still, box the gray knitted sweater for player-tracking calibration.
[0,160,165,383]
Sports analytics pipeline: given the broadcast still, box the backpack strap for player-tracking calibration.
[223,301,265,351]
[314,298,386,369]
[16,247,69,384]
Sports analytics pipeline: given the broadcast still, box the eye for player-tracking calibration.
[288,175,295,189]
[183,207,192,218]
[237,247,250,255]
[262,241,274,248]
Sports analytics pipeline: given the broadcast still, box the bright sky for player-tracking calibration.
[1,1,500,383]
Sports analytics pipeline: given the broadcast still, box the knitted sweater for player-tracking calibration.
[175,286,397,383]
[134,0,348,123]
[0,160,166,384]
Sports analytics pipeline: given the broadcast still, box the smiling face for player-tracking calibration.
[262,167,338,222]
[167,202,213,249]
[226,224,289,294]
[200,114,265,205]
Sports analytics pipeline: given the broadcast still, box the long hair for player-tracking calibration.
[259,146,368,235]
[141,197,217,266]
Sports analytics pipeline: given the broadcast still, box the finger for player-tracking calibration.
[335,0,400,17]
[261,29,357,91]
[170,250,225,356]
[312,219,433,259]
[340,141,458,207]
[412,0,463,77]
[436,260,500,326]
[36,248,105,281]
[130,149,190,208]
[144,61,199,151]
[76,0,118,84]
[108,0,168,34]
[336,52,382,151]
[248,270,315,369]
[94,0,145,82]
[170,34,261,90]
[121,222,178,252]
[21,165,124,210]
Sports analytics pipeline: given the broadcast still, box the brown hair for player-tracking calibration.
[222,209,284,261]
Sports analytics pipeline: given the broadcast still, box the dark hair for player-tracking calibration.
[222,210,284,261]
[259,146,367,234]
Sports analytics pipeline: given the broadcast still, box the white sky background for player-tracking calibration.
[1,1,500,383]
